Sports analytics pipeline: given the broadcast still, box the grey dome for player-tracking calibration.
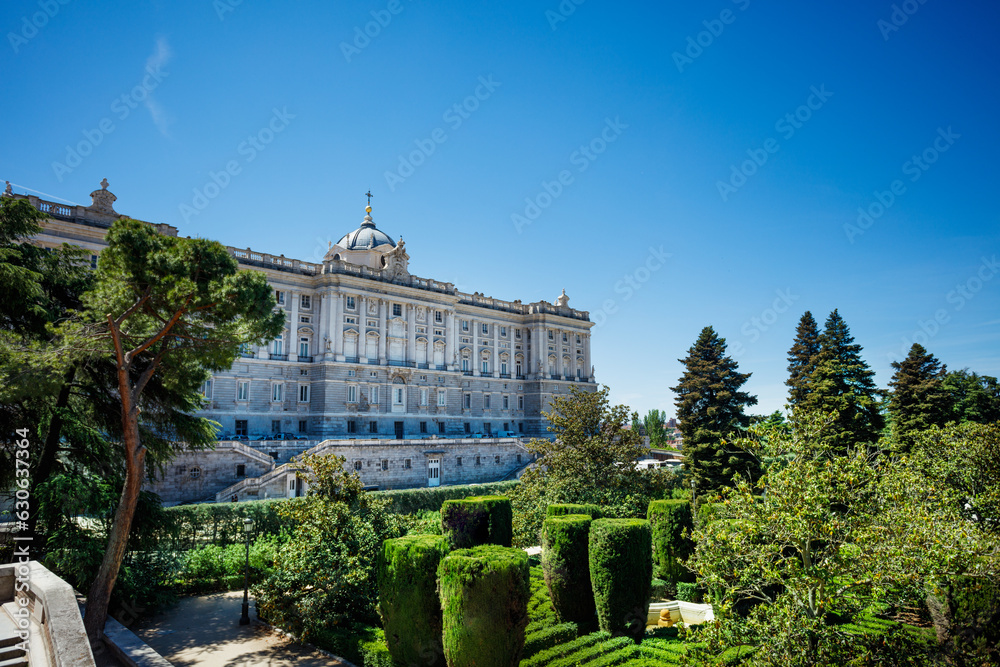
[337,214,395,250]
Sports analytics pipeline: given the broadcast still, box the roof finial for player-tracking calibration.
[365,189,373,213]
[100,177,109,190]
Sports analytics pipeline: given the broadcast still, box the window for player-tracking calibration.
[269,451,278,460]
[456,456,463,466]
[348,369,356,377]
[463,394,471,409]
[420,388,428,406]
[404,459,412,469]
[462,320,469,331]
[475,456,481,466]
[348,420,357,434]
[548,331,554,340]
[576,335,581,344]
[298,420,307,433]
[299,368,309,376]
[371,386,379,405]
[462,358,469,372]
[438,422,446,434]
[501,361,508,376]
[275,290,284,305]
[190,467,201,479]
[516,361,522,376]
[437,389,447,406]
[495,455,501,465]
[503,395,509,410]
[518,395,524,410]
[301,294,311,309]
[503,422,509,431]
[236,464,246,478]
[299,338,309,357]
[517,453,522,463]
[464,422,471,434]
[392,303,402,317]
[300,316,310,323]
[562,332,568,342]
[90,254,98,269]
[369,421,378,434]
[272,334,283,355]
[381,459,389,471]
[272,383,283,402]
[176,465,186,476]
[419,421,427,434]
[235,419,248,436]
[518,423,524,433]
[394,387,404,404]
[484,423,491,434]
[346,295,356,310]
[482,323,489,335]
[345,316,357,324]
[484,394,491,409]
[299,384,310,402]
[347,385,358,403]
[200,380,212,399]
[515,329,521,339]
[500,326,507,337]
[289,479,296,491]
[481,360,489,374]
[354,460,362,471]
[272,419,281,433]
[435,310,443,323]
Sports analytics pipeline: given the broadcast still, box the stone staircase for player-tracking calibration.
[0,603,28,667]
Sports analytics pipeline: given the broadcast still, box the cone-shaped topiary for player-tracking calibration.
[441,495,512,549]
[546,503,602,519]
[438,544,530,667]
[541,513,596,627]
[647,499,694,582]
[588,518,652,641]
[377,534,449,667]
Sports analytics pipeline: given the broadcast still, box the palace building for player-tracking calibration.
[8,180,596,498]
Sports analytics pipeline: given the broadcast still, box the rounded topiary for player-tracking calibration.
[441,495,512,549]
[377,534,449,667]
[541,513,595,627]
[588,518,652,641]
[438,544,530,667]
[647,499,694,582]
[546,503,602,519]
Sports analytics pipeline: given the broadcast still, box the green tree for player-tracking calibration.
[510,386,678,547]
[942,369,1000,425]
[643,409,669,448]
[887,343,950,453]
[77,219,283,641]
[671,326,758,493]
[797,310,884,451]
[785,311,820,411]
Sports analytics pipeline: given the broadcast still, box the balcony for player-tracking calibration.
[298,355,314,363]
[388,360,416,368]
[269,353,288,361]
[343,356,359,363]
[516,374,525,380]
[462,370,473,376]
[416,362,429,369]
[499,373,511,379]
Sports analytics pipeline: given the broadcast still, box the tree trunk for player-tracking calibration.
[83,389,144,643]
[26,366,76,546]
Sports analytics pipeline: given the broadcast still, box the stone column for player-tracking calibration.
[318,293,329,360]
[358,295,367,362]
[444,310,455,371]
[378,298,387,364]
[289,290,299,361]
[555,329,563,379]
[472,317,479,376]
[584,332,592,381]
[407,303,417,365]
[333,293,344,359]
[492,320,500,378]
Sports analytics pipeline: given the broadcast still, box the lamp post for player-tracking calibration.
[239,517,254,625]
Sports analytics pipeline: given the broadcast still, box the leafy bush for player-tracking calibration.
[438,544,530,667]
[589,518,652,641]
[926,575,1000,664]
[377,480,519,514]
[523,622,578,659]
[541,513,596,627]
[440,495,512,549]
[650,578,670,601]
[696,501,724,526]
[402,510,443,535]
[647,499,694,583]
[676,582,701,603]
[377,534,449,667]
[547,503,602,518]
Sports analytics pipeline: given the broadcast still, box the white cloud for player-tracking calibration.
[144,37,173,137]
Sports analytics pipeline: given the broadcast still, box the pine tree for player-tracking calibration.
[888,343,950,452]
[671,326,759,493]
[943,369,1000,425]
[797,310,884,450]
[786,311,820,411]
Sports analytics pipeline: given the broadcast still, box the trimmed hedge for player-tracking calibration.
[438,545,530,667]
[547,636,634,667]
[378,480,519,514]
[546,503,602,519]
[377,534,449,667]
[676,582,700,603]
[522,622,578,660]
[527,567,559,630]
[440,495,512,549]
[647,500,694,583]
[588,519,652,641]
[541,514,596,627]
[520,631,611,667]
[650,578,670,601]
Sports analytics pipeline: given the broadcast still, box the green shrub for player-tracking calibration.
[650,578,670,601]
[184,544,226,581]
[696,502,724,526]
[377,480,519,514]
[589,518,652,641]
[438,545,530,667]
[647,500,694,583]
[676,582,700,603]
[312,623,386,666]
[377,534,449,667]
[440,495,512,549]
[541,514,596,628]
[520,630,611,667]
[527,566,559,629]
[547,636,634,667]
[926,576,1000,663]
[522,622,578,659]
[546,503,602,519]
[359,631,394,667]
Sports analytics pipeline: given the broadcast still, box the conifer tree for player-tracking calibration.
[786,311,820,411]
[888,343,950,452]
[943,369,1000,425]
[797,310,884,450]
[671,326,758,493]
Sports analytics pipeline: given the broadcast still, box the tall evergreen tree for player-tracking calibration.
[797,310,884,450]
[888,343,950,452]
[786,311,820,411]
[671,326,759,493]
[643,409,668,448]
[943,369,1000,425]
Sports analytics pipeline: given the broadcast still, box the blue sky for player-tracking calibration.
[3,0,998,418]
